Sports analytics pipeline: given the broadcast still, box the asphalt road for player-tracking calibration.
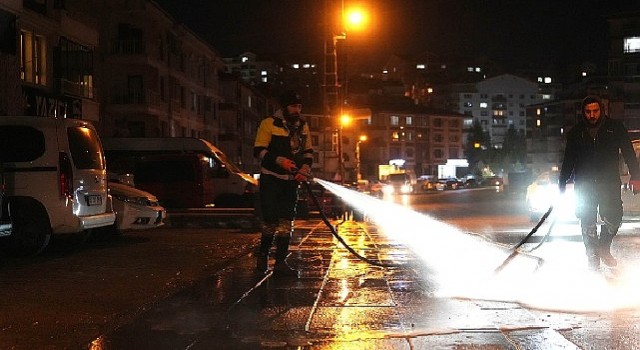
[2,187,640,349]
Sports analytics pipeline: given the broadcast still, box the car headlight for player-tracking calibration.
[400,184,412,193]
[383,185,394,194]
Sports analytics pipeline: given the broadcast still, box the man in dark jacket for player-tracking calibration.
[559,95,640,270]
[253,90,313,277]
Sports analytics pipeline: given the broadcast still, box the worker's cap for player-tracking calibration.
[279,90,302,107]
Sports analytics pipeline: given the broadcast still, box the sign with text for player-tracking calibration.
[22,86,82,118]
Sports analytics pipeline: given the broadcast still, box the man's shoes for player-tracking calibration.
[272,261,298,278]
[600,251,618,267]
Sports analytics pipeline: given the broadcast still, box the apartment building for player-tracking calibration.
[608,10,640,131]
[75,0,226,139]
[360,104,465,179]
[0,0,99,122]
[218,73,273,174]
[453,74,551,148]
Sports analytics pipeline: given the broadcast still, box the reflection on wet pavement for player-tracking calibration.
[95,217,640,349]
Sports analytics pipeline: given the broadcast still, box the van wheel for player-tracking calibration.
[5,199,52,256]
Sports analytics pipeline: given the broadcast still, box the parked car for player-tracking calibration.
[464,178,479,188]
[435,178,463,190]
[525,171,575,222]
[481,176,504,187]
[0,116,115,255]
[297,182,343,219]
[107,181,165,234]
[418,176,438,191]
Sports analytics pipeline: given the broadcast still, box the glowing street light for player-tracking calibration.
[344,7,367,32]
[340,113,352,127]
[324,1,370,182]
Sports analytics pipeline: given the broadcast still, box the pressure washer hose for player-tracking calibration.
[493,204,554,273]
[301,172,555,271]
[301,180,407,268]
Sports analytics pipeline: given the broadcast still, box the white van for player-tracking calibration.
[101,137,258,208]
[0,117,115,255]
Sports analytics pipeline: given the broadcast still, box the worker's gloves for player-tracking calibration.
[630,180,640,195]
[275,157,297,173]
[558,183,566,194]
[294,164,311,182]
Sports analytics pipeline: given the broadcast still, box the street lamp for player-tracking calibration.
[356,134,367,181]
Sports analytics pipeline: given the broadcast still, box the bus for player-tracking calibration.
[101,137,258,208]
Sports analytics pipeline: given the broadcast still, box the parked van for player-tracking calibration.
[101,137,258,208]
[0,117,115,255]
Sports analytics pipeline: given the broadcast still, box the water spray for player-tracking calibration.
[493,204,554,274]
[293,168,407,268]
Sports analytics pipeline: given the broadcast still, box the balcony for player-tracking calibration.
[111,39,145,55]
[58,78,95,99]
[110,89,161,107]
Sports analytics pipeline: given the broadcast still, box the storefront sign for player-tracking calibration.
[22,86,82,118]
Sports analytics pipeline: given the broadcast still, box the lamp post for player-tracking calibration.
[323,1,369,183]
[337,113,352,183]
[356,134,367,181]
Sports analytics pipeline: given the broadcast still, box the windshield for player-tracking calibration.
[389,173,408,182]
[214,151,242,174]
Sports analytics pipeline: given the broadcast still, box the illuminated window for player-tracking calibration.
[20,30,47,85]
[261,70,267,76]
[416,64,426,69]
[242,56,249,62]
[480,102,488,108]
[406,116,412,125]
[292,63,299,69]
[391,131,399,141]
[390,115,399,125]
[544,77,552,83]
[624,37,640,53]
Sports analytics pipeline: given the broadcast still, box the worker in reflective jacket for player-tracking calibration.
[253,90,313,277]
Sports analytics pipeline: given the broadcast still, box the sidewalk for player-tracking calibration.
[100,218,576,349]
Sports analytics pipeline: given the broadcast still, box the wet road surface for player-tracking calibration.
[94,214,640,349]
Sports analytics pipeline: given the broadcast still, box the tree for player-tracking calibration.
[501,125,527,170]
[464,119,491,175]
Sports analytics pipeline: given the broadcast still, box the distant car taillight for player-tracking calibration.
[59,152,73,199]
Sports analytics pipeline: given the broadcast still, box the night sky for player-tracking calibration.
[154,0,639,72]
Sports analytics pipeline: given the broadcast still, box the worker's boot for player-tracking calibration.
[273,234,298,278]
[257,223,277,256]
[599,224,618,267]
[256,224,275,272]
[582,224,600,271]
